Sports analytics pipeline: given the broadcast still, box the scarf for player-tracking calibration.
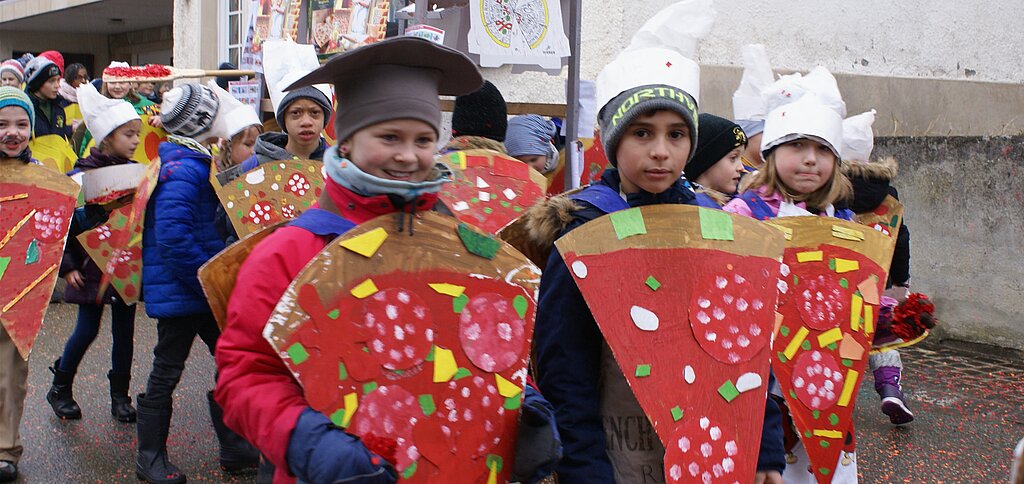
[58,79,78,103]
[322,145,447,203]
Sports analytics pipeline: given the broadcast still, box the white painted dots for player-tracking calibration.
[666,416,739,483]
[792,350,844,410]
[691,269,773,364]
[361,288,432,370]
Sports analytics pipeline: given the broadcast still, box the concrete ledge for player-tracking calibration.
[0,0,100,24]
[873,136,1024,350]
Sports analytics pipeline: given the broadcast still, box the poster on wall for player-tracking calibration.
[241,0,303,72]
[468,0,571,69]
[308,0,390,57]
[228,79,263,117]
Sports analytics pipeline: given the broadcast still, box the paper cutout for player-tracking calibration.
[690,267,774,364]
[0,161,80,359]
[813,429,843,439]
[28,134,77,173]
[836,369,859,407]
[630,305,660,331]
[863,305,874,335]
[735,372,763,393]
[766,222,794,240]
[817,327,843,347]
[645,275,661,291]
[664,416,742,483]
[831,225,865,241]
[833,258,859,273]
[850,294,864,331]
[699,207,735,241]
[438,150,547,234]
[609,208,647,240]
[350,278,379,299]
[340,392,359,427]
[216,161,326,237]
[718,380,740,402]
[571,260,588,278]
[555,205,785,483]
[838,333,864,360]
[340,227,388,257]
[457,224,500,259]
[264,212,538,480]
[429,283,466,298]
[796,251,824,262]
[199,220,287,329]
[792,350,843,410]
[856,277,880,305]
[854,195,905,239]
[432,347,458,383]
[495,374,522,398]
[783,327,809,360]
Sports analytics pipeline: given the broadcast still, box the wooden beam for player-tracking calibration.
[262,98,568,118]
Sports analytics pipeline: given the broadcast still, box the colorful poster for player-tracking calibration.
[264,213,540,481]
[555,205,785,483]
[244,0,303,72]
[228,79,263,118]
[308,0,390,57]
[0,160,80,359]
[468,0,571,69]
[215,160,326,237]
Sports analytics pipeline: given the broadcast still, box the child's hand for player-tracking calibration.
[148,116,162,128]
[65,270,84,290]
[754,470,783,484]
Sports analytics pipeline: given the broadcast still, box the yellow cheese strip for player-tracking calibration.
[850,294,864,331]
[796,251,824,262]
[813,429,845,439]
[817,327,843,347]
[496,373,523,398]
[339,227,388,257]
[0,193,28,203]
[341,392,358,427]
[350,278,379,299]
[837,369,859,407]
[832,225,865,241]
[765,223,793,240]
[486,461,498,484]
[864,304,875,335]
[454,151,467,169]
[834,258,860,273]
[432,346,458,383]
[428,283,466,298]
[783,326,810,360]
[0,209,35,251]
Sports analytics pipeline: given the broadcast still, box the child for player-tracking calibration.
[0,60,24,88]
[529,46,785,482]
[214,37,559,484]
[22,56,70,138]
[136,81,259,483]
[240,85,333,170]
[684,113,748,207]
[48,83,142,423]
[76,62,162,157]
[505,114,559,174]
[0,86,39,484]
[443,80,508,154]
[723,95,852,220]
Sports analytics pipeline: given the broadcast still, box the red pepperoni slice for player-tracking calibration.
[350,385,420,471]
[689,268,773,364]
[794,271,848,330]
[286,173,312,197]
[438,374,505,457]
[458,293,526,373]
[361,288,433,370]
[791,350,844,411]
[32,207,70,243]
[665,416,740,483]
[245,201,278,225]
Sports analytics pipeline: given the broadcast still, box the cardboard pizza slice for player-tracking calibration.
[264,212,540,482]
[76,160,161,303]
[216,160,325,237]
[545,137,609,196]
[0,160,80,359]
[28,134,78,174]
[199,221,287,330]
[766,216,895,483]
[853,195,904,239]
[437,149,547,234]
[555,205,786,483]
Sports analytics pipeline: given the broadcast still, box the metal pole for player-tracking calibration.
[563,0,583,192]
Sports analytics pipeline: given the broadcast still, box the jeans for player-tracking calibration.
[143,312,221,404]
[58,302,136,374]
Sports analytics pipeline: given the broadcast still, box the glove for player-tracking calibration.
[287,407,397,483]
[511,385,562,483]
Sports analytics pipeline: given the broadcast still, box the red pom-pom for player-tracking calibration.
[891,293,936,341]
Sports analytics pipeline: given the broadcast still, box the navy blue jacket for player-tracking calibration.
[534,170,785,481]
[142,140,226,318]
[29,92,71,138]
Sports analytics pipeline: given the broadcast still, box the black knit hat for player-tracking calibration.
[276,87,334,134]
[24,57,61,93]
[684,113,747,181]
[451,80,507,141]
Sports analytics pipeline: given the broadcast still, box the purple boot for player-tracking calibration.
[874,366,914,425]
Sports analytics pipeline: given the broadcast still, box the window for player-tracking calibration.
[220,0,245,66]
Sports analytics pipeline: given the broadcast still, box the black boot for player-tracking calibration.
[207,391,259,475]
[108,371,137,423]
[46,358,81,419]
[135,393,186,484]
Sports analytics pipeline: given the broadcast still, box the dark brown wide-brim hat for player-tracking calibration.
[286,36,483,144]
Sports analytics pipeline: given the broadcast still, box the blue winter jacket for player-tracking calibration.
[142,140,226,318]
[533,170,786,481]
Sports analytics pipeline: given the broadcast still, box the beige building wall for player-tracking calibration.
[0,30,112,70]
[172,0,220,76]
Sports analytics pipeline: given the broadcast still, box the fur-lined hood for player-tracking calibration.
[499,191,581,269]
[842,156,898,181]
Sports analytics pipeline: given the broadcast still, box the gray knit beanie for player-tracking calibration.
[598,84,699,166]
[160,83,220,138]
[276,86,334,133]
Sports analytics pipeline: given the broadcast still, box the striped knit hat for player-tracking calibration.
[160,83,220,138]
[0,60,24,83]
[0,86,35,132]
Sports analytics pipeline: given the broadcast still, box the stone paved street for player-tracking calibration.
[10,302,1024,482]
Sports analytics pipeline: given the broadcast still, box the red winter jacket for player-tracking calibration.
[213,179,438,483]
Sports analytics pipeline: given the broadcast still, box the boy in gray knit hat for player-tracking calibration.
[241,86,334,171]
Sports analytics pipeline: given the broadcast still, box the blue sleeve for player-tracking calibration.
[151,164,210,296]
[533,247,615,483]
[757,369,786,473]
[240,154,258,172]
[287,408,396,483]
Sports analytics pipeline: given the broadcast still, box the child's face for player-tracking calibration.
[615,110,691,194]
[230,126,259,165]
[283,99,325,144]
[515,154,547,173]
[696,147,745,194]
[137,82,155,96]
[0,106,31,157]
[344,119,438,183]
[772,138,836,195]
[106,81,131,99]
[38,75,60,100]
[0,72,19,87]
[104,119,142,159]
